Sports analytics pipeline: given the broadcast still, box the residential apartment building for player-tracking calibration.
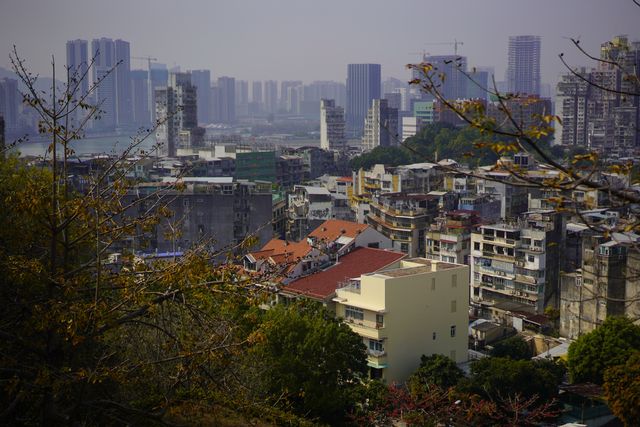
[555,35,640,157]
[334,258,469,382]
[362,99,398,151]
[125,178,272,254]
[320,99,346,151]
[367,193,440,257]
[470,211,563,315]
[426,211,480,265]
[155,72,199,157]
[560,233,640,339]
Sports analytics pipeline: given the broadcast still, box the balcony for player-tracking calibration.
[367,349,388,367]
[345,318,386,340]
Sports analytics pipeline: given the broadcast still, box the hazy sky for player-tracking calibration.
[1,0,638,84]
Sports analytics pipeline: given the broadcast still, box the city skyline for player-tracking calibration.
[0,0,638,85]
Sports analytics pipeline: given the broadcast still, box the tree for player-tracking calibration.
[407,354,464,395]
[603,351,640,427]
[568,316,640,384]
[351,383,559,427]
[251,302,368,424]
[464,357,565,402]
[490,336,533,360]
[0,48,275,425]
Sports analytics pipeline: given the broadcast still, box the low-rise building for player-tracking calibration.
[124,178,273,255]
[426,210,480,265]
[367,192,440,257]
[333,258,469,383]
[280,247,405,309]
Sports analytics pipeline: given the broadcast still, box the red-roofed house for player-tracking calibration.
[280,247,406,308]
[243,238,326,283]
[307,219,392,255]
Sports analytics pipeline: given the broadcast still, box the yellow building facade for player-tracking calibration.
[333,259,469,384]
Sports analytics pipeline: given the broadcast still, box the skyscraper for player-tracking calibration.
[252,81,263,103]
[507,35,541,95]
[114,39,133,127]
[191,70,211,124]
[264,80,278,114]
[130,69,150,126]
[212,77,236,124]
[320,99,345,151]
[346,64,381,137]
[65,39,89,124]
[91,38,117,131]
[155,72,198,157]
[0,78,19,134]
[235,80,249,117]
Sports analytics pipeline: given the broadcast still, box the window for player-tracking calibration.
[432,332,437,340]
[376,314,384,327]
[369,339,384,352]
[474,242,480,251]
[451,300,457,313]
[345,306,364,321]
[452,274,457,288]
[431,278,436,291]
[528,255,535,263]
[534,239,543,248]
[450,325,456,337]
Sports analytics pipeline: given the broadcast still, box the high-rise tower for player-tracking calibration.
[346,64,381,137]
[66,39,89,125]
[191,70,211,124]
[507,35,541,95]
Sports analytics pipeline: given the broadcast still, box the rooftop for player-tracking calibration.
[308,219,369,242]
[284,248,405,299]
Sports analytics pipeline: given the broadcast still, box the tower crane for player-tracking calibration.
[424,39,465,56]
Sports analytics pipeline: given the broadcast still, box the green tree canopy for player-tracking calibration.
[464,357,565,402]
[407,354,464,396]
[604,351,640,427]
[252,302,368,424]
[567,316,640,384]
[490,335,533,360]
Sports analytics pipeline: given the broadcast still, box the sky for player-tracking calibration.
[0,0,639,85]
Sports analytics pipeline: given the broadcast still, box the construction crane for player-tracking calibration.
[424,39,464,56]
[408,50,430,61]
[132,55,158,73]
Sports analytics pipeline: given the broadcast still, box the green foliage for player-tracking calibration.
[567,316,640,384]
[603,352,640,427]
[407,354,464,395]
[253,301,368,424]
[349,145,412,170]
[490,335,533,360]
[463,357,565,402]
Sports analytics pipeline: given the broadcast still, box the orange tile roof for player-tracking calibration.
[337,176,353,183]
[284,247,406,300]
[308,219,369,242]
[260,238,312,260]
